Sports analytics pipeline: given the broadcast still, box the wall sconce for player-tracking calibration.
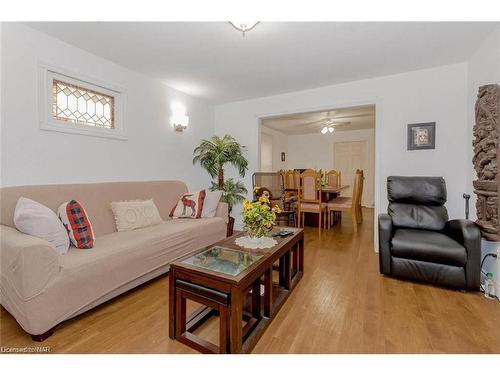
[172,113,189,132]
[171,102,189,132]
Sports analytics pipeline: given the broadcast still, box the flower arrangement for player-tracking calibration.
[242,191,281,239]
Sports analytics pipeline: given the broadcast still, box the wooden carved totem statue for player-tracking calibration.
[473,84,500,241]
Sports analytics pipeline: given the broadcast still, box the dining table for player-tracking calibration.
[285,184,350,227]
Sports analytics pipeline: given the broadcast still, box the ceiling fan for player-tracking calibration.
[295,111,351,134]
[320,121,350,134]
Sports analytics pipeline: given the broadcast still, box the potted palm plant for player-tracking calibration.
[193,135,248,236]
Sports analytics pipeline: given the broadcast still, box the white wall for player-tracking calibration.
[0,23,215,191]
[260,132,273,172]
[215,63,469,233]
[466,26,500,221]
[287,129,375,207]
[260,125,288,171]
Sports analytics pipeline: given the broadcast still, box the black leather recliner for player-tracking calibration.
[379,176,481,290]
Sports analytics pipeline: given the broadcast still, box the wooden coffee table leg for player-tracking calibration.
[298,236,304,273]
[219,305,229,353]
[229,288,243,354]
[252,278,262,318]
[175,289,187,339]
[292,243,299,276]
[280,251,291,290]
[264,267,273,317]
[169,270,176,339]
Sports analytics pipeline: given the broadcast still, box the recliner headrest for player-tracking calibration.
[387,176,447,206]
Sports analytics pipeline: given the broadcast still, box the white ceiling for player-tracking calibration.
[26,22,498,104]
[262,105,375,135]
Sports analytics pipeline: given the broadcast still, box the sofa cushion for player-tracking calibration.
[110,199,163,232]
[391,228,466,267]
[388,203,449,231]
[58,200,95,249]
[170,191,206,219]
[60,217,226,271]
[387,176,447,205]
[0,181,189,237]
[201,191,223,218]
[13,197,70,255]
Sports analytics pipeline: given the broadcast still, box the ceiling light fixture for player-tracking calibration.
[229,21,259,37]
[321,125,335,134]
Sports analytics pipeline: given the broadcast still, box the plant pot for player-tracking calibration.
[226,216,235,237]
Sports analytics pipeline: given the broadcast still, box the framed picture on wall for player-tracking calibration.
[407,122,436,150]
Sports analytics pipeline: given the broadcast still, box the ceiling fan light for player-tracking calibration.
[229,22,259,36]
[321,126,328,134]
[328,127,334,133]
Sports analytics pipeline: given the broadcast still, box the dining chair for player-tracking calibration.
[293,170,301,191]
[284,170,295,195]
[252,172,296,226]
[326,170,364,232]
[325,170,341,187]
[297,170,326,229]
[355,169,364,223]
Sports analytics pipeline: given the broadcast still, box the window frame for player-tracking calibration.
[38,63,127,140]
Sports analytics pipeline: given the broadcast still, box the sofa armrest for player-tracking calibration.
[444,219,481,290]
[378,214,393,275]
[0,225,60,301]
[215,202,229,224]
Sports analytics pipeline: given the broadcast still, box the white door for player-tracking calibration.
[260,133,273,172]
[333,141,372,206]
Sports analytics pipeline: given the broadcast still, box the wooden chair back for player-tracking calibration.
[284,170,296,189]
[293,170,301,189]
[252,172,284,204]
[299,170,322,204]
[351,170,364,208]
[326,170,341,187]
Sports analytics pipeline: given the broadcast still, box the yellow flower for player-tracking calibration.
[259,196,269,203]
[243,199,252,210]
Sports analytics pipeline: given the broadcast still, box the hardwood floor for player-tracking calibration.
[1,208,499,353]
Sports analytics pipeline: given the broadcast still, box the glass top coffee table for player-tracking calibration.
[168,227,304,354]
[181,246,263,277]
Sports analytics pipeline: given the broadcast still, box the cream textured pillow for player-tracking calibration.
[110,199,163,232]
[14,197,70,255]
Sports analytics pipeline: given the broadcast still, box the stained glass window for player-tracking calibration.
[52,79,115,129]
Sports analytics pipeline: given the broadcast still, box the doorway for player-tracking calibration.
[333,140,374,207]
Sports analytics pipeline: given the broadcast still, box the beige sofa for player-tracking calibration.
[0,180,228,340]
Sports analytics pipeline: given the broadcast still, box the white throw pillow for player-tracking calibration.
[110,199,163,232]
[201,190,223,218]
[14,197,70,255]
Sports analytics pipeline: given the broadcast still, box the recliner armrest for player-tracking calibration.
[444,219,481,290]
[378,214,393,275]
[444,219,480,247]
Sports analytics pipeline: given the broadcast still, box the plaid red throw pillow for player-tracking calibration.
[57,200,95,249]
